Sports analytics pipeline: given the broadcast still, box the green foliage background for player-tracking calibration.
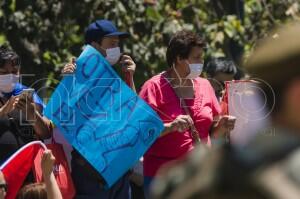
[0,0,299,98]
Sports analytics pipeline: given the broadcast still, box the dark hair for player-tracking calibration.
[0,45,20,68]
[204,57,237,77]
[16,183,47,199]
[166,30,205,67]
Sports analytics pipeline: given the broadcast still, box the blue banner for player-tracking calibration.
[44,45,163,187]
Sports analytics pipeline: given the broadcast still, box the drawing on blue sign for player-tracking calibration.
[44,45,164,187]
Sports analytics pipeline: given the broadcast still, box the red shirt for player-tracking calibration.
[139,73,221,177]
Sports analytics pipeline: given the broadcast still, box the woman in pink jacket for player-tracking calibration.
[139,30,236,196]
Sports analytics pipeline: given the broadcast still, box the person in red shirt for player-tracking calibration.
[203,57,239,116]
[139,30,236,196]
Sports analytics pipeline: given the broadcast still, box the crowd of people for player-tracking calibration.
[0,17,300,199]
[1,150,62,199]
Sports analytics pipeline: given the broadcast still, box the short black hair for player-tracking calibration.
[166,30,205,67]
[0,45,20,68]
[204,57,237,77]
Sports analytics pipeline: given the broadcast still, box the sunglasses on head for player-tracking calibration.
[0,183,7,192]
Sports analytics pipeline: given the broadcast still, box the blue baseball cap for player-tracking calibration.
[84,19,129,44]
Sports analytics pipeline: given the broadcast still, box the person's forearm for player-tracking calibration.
[0,107,7,117]
[44,173,63,199]
[29,111,52,139]
[129,75,136,93]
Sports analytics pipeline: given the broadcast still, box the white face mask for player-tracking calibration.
[186,62,203,79]
[0,74,19,93]
[105,47,121,65]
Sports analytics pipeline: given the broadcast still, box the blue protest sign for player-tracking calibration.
[44,45,163,187]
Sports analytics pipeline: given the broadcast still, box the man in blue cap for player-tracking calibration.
[68,19,137,199]
[63,19,136,91]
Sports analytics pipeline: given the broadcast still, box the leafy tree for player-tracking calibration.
[0,0,299,98]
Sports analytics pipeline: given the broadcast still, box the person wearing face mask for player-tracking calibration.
[0,46,52,167]
[139,30,236,197]
[203,57,238,102]
[62,19,136,91]
[64,20,137,199]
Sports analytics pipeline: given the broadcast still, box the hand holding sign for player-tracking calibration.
[45,45,164,187]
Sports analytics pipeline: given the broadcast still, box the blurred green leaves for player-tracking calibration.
[0,0,299,96]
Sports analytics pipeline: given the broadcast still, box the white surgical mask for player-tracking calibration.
[105,47,121,65]
[0,74,19,94]
[186,62,203,79]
